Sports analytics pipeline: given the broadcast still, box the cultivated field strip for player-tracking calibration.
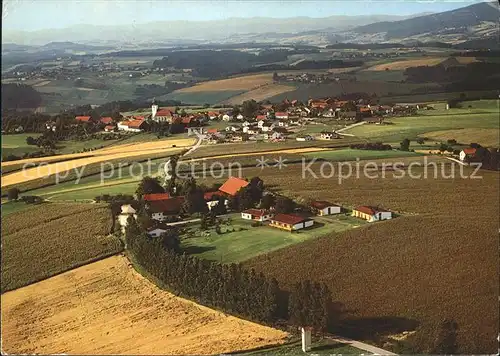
[1,255,288,355]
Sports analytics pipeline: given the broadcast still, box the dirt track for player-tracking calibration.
[1,255,288,355]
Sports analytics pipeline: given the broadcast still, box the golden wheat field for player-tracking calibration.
[176,73,274,92]
[1,138,195,187]
[365,58,447,71]
[1,255,288,355]
[420,128,500,147]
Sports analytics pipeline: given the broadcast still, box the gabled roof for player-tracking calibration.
[242,209,270,217]
[127,119,146,129]
[256,115,267,120]
[144,193,171,201]
[218,177,249,196]
[207,128,218,134]
[104,125,116,130]
[75,116,92,122]
[147,197,185,214]
[155,109,174,117]
[354,206,389,216]
[100,117,113,124]
[311,200,337,210]
[462,148,477,155]
[271,213,309,225]
[275,112,288,117]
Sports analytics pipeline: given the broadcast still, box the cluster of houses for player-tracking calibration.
[118,176,393,236]
[71,97,422,140]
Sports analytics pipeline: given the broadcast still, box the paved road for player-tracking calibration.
[328,336,397,355]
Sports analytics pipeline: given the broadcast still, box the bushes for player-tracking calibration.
[350,142,392,151]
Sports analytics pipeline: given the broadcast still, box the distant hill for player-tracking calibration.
[41,41,113,51]
[354,2,499,39]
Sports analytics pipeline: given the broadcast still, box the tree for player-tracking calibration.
[447,139,457,145]
[431,319,458,354]
[400,138,410,151]
[136,176,165,199]
[7,187,20,201]
[160,229,180,252]
[241,100,259,119]
[275,196,295,213]
[26,136,37,146]
[272,72,279,82]
[416,137,425,146]
[260,193,275,210]
[249,176,264,203]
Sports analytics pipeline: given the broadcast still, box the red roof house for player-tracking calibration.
[256,115,267,121]
[75,116,92,123]
[144,193,172,201]
[100,117,113,125]
[218,177,249,196]
[104,125,116,132]
[270,214,314,231]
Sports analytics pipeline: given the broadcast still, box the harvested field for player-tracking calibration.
[223,83,296,105]
[240,160,499,354]
[1,203,121,292]
[365,58,446,71]
[1,138,194,187]
[177,73,273,92]
[1,255,288,354]
[419,128,500,147]
[1,137,195,168]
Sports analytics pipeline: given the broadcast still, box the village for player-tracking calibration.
[117,175,394,246]
[74,96,422,143]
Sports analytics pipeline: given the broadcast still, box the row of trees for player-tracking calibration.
[125,216,332,327]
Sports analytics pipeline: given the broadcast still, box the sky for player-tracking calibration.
[2,0,487,31]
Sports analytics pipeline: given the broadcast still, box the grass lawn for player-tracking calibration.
[348,111,499,143]
[241,339,367,355]
[1,201,40,217]
[181,213,364,263]
[1,133,42,157]
[303,148,420,161]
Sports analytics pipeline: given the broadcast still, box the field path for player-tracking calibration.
[337,121,366,134]
[1,254,288,355]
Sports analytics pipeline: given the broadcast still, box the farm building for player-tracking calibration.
[261,123,275,132]
[104,125,116,132]
[256,115,267,121]
[145,197,184,221]
[75,116,92,123]
[296,135,314,142]
[241,209,273,222]
[269,214,314,231]
[275,112,289,120]
[143,193,171,201]
[320,131,339,140]
[222,114,231,121]
[338,111,357,120]
[459,148,477,162]
[204,191,227,211]
[100,117,114,125]
[117,204,137,234]
[218,177,249,196]
[352,206,392,222]
[117,119,146,132]
[310,201,341,216]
